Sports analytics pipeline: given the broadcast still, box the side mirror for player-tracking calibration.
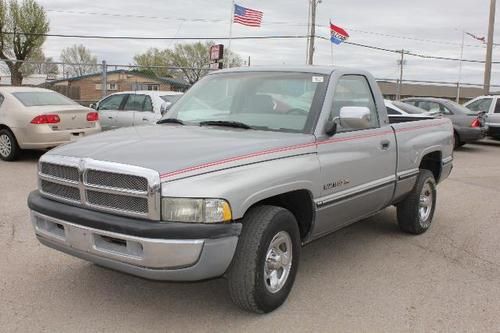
[339,106,372,129]
[89,103,96,109]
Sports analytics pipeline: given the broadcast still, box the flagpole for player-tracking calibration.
[456,31,465,103]
[227,0,235,67]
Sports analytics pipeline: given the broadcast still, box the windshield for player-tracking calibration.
[13,91,79,107]
[164,72,327,133]
[160,95,182,104]
[392,101,428,114]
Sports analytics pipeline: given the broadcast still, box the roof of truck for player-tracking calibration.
[212,65,351,76]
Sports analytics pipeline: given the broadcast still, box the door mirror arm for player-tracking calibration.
[325,117,340,136]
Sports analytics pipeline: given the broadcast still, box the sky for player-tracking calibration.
[37,0,500,86]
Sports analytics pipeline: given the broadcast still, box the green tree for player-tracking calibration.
[0,0,49,85]
[60,44,98,77]
[133,48,172,77]
[133,42,243,84]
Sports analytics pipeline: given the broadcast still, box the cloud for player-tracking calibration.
[37,0,500,86]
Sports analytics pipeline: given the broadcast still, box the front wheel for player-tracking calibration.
[397,169,437,234]
[227,205,301,313]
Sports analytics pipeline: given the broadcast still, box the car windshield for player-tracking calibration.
[160,95,182,104]
[13,91,79,107]
[163,72,327,133]
[393,101,428,114]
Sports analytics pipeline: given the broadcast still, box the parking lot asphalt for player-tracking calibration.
[1,141,500,332]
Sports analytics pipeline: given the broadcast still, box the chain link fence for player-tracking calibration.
[1,59,500,106]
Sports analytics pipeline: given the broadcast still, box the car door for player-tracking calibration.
[487,97,500,136]
[97,94,127,130]
[115,94,137,128]
[313,75,397,237]
[132,95,159,126]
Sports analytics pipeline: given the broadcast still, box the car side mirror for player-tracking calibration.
[338,106,372,129]
[89,103,96,109]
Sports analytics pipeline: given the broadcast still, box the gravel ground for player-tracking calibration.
[1,141,500,332]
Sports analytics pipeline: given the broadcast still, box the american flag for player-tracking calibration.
[233,4,263,27]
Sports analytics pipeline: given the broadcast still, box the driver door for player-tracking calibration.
[97,94,127,130]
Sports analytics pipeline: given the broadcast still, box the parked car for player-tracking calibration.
[0,87,101,161]
[28,66,453,313]
[385,99,439,118]
[94,90,183,130]
[463,95,500,139]
[402,97,486,148]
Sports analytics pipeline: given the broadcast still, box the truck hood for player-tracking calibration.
[48,125,317,181]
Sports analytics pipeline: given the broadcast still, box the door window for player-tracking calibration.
[98,94,126,111]
[331,75,379,131]
[467,98,493,113]
[416,101,452,114]
[494,99,500,113]
[122,94,154,112]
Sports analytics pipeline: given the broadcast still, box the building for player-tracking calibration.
[44,70,190,105]
[377,80,485,103]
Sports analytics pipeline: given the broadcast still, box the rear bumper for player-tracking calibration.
[457,127,486,143]
[13,124,101,150]
[28,192,241,281]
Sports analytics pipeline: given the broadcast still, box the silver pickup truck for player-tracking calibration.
[28,66,453,313]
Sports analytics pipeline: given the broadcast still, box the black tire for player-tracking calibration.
[0,128,21,161]
[227,205,301,313]
[397,169,437,235]
[453,132,462,149]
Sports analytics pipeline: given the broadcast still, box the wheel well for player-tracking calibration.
[249,190,314,241]
[419,151,442,182]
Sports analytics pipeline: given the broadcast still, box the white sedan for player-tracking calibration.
[0,87,101,161]
[94,90,183,130]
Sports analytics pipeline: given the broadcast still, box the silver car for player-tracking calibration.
[95,90,183,130]
[463,95,500,139]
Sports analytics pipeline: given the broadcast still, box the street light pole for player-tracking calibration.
[396,49,406,100]
[484,0,496,95]
[456,31,465,103]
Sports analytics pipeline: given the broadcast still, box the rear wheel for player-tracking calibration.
[397,170,437,234]
[0,129,20,161]
[227,205,301,313]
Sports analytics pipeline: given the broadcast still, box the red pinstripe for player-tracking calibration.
[159,120,450,180]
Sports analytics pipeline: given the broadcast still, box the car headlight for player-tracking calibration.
[161,198,232,223]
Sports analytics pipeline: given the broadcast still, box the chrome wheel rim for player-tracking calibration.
[419,182,433,224]
[0,134,11,158]
[264,231,292,294]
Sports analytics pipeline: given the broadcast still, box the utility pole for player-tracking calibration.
[396,50,407,100]
[484,0,496,95]
[307,0,320,65]
[456,31,465,103]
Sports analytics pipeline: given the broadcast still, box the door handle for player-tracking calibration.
[380,140,390,150]
[142,118,148,121]
[108,116,113,119]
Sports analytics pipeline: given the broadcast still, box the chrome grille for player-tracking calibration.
[86,190,148,213]
[37,157,160,220]
[40,162,79,182]
[40,180,81,202]
[86,169,148,192]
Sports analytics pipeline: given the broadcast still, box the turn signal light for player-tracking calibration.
[87,112,99,122]
[471,118,481,128]
[30,114,60,124]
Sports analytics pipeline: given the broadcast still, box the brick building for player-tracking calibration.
[45,70,190,106]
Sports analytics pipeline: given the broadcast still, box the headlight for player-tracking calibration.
[161,198,232,223]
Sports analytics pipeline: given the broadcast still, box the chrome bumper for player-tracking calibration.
[31,211,238,281]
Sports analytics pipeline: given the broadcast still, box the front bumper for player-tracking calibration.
[486,125,500,138]
[28,192,241,281]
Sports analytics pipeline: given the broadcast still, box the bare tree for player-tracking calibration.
[60,44,98,78]
[21,47,58,76]
[0,0,49,85]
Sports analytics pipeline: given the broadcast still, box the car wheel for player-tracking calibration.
[397,169,437,235]
[227,205,301,313]
[0,129,20,161]
[453,132,463,149]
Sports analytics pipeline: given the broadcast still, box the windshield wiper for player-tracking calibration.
[199,120,253,129]
[157,118,184,125]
